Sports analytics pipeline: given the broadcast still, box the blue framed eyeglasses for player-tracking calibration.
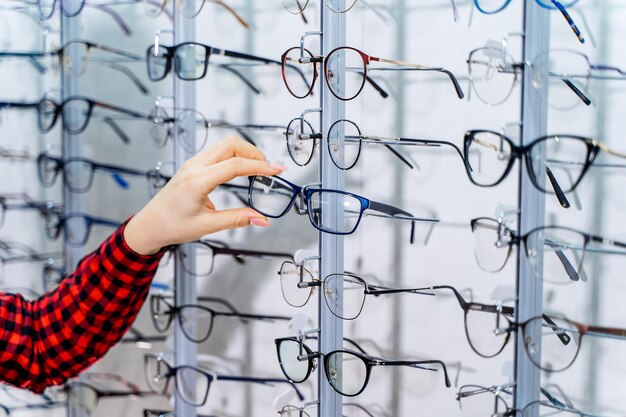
[247,176,438,241]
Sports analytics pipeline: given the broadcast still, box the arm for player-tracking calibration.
[0,222,164,393]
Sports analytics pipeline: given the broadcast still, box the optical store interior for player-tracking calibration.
[1,0,626,416]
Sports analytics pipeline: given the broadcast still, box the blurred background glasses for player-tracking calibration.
[281,45,463,101]
[35,0,86,19]
[466,44,522,106]
[166,238,293,277]
[248,175,436,238]
[281,0,390,24]
[144,354,304,406]
[470,217,626,284]
[150,293,291,343]
[42,259,65,292]
[326,118,465,171]
[0,193,60,227]
[463,130,626,208]
[456,383,515,417]
[44,212,120,247]
[277,260,319,307]
[144,0,249,25]
[147,42,285,82]
[67,374,160,417]
[38,154,161,193]
[473,0,584,43]
[521,400,610,417]
[278,401,379,417]
[275,337,450,396]
[0,41,148,94]
[148,106,210,154]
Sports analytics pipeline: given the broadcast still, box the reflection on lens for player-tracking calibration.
[281,0,309,14]
[144,355,169,393]
[457,385,511,417]
[149,107,170,148]
[467,47,517,106]
[531,50,590,111]
[63,41,89,77]
[279,261,315,307]
[523,316,581,372]
[179,306,214,342]
[150,296,172,332]
[323,274,366,320]
[147,46,170,81]
[277,338,311,383]
[68,385,98,417]
[286,118,316,166]
[175,44,208,80]
[326,47,366,101]
[38,99,58,132]
[327,119,361,170]
[62,98,91,134]
[38,156,60,186]
[64,160,94,192]
[177,366,210,406]
[308,190,362,234]
[282,47,316,99]
[44,212,61,240]
[249,176,295,218]
[465,131,513,186]
[464,309,510,358]
[525,227,586,285]
[528,135,588,194]
[64,215,89,246]
[325,351,367,396]
[323,0,358,13]
[471,218,512,273]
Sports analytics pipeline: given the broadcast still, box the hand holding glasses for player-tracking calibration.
[281,46,464,101]
[248,175,439,240]
[275,337,451,396]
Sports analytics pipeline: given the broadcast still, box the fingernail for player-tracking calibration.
[249,217,271,227]
[269,161,288,171]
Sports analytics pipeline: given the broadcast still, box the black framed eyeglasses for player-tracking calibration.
[144,354,304,407]
[470,217,626,284]
[149,293,291,343]
[281,45,463,101]
[0,193,60,227]
[248,175,437,240]
[463,130,626,208]
[147,42,290,82]
[44,212,120,247]
[38,154,161,193]
[275,337,450,397]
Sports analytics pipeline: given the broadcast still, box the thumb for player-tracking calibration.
[203,207,271,234]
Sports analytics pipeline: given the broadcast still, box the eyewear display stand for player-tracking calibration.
[319,3,346,417]
[514,3,549,415]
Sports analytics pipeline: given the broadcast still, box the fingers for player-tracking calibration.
[199,136,268,166]
[199,157,286,191]
[203,207,270,234]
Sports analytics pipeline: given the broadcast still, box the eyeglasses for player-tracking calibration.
[281,46,464,101]
[149,293,291,343]
[144,0,249,25]
[0,193,60,227]
[67,374,160,417]
[284,117,414,168]
[44,212,120,247]
[281,0,391,24]
[470,217,626,284]
[521,400,610,417]
[144,354,304,406]
[474,0,584,44]
[38,154,161,193]
[36,0,86,19]
[147,42,290,82]
[0,239,60,265]
[278,401,379,417]
[275,337,450,397]
[164,238,293,277]
[143,410,215,417]
[148,107,210,154]
[42,260,65,292]
[463,130,626,208]
[0,41,147,93]
[248,175,437,239]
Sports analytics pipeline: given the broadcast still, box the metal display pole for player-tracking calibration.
[514,2,549,413]
[319,2,345,417]
[173,8,197,417]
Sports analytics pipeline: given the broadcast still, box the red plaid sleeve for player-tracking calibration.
[0,220,164,393]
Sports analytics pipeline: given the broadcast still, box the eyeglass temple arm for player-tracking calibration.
[215,376,305,400]
[103,117,132,144]
[543,238,579,281]
[540,314,572,345]
[365,286,435,297]
[540,388,569,408]
[545,166,571,209]
[375,359,451,387]
[351,71,389,98]
[208,0,250,28]
[550,0,585,44]
[560,78,591,106]
[216,64,262,95]
[372,57,464,99]
[98,62,150,95]
[583,323,626,339]
[207,244,294,262]
[216,311,292,323]
[84,3,132,36]
[93,100,151,120]
[0,101,40,109]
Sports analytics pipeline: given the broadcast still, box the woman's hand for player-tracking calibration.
[124,136,286,255]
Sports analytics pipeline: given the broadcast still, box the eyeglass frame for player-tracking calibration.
[44,211,120,247]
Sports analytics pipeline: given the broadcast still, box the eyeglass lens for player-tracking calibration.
[279,261,316,307]
[67,385,98,417]
[325,47,367,101]
[325,351,368,396]
[277,338,311,383]
[327,119,362,170]
[323,274,366,320]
